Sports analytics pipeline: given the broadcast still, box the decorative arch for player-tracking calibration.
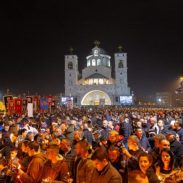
[81,90,112,105]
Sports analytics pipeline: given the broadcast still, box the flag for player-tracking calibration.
[51,100,56,108]
[33,96,40,112]
[14,98,23,115]
[47,96,53,107]
[8,99,15,115]
[26,96,33,103]
[40,100,49,109]
[22,99,27,113]
[27,103,33,117]
[23,99,27,106]
[3,95,13,111]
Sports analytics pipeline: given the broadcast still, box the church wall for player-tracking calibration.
[82,66,111,79]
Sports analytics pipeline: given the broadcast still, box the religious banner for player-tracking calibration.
[33,96,40,112]
[47,96,53,107]
[22,99,27,113]
[51,100,56,108]
[0,101,6,113]
[23,99,27,106]
[8,99,15,115]
[40,100,49,110]
[3,95,13,111]
[14,98,23,115]
[27,103,33,117]
[26,96,33,103]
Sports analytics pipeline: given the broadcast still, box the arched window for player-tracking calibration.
[97,59,101,66]
[87,60,91,66]
[102,57,106,66]
[107,60,110,67]
[68,62,73,69]
[118,60,123,68]
[92,59,96,66]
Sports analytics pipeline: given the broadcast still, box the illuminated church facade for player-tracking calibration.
[64,43,131,106]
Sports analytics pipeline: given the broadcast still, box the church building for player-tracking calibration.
[64,42,131,106]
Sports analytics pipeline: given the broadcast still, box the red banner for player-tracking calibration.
[51,100,55,108]
[47,96,53,107]
[14,98,23,115]
[8,99,15,115]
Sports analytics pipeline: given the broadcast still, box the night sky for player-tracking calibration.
[0,0,183,98]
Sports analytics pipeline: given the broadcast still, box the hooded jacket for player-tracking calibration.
[20,153,46,183]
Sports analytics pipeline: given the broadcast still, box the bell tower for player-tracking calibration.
[65,48,78,96]
[114,46,129,95]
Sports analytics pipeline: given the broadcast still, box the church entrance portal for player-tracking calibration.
[81,90,112,105]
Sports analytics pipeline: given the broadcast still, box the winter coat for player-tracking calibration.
[20,153,46,183]
[139,135,151,152]
[40,155,69,183]
[83,129,93,145]
[170,139,183,167]
[176,128,183,144]
[119,122,132,143]
[76,157,94,183]
[66,124,75,142]
[90,162,122,183]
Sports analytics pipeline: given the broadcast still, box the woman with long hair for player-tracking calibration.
[139,152,159,183]
[128,152,159,183]
[156,148,181,182]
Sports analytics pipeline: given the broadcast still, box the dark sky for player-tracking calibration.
[0,0,183,98]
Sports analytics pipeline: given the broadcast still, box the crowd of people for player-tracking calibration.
[0,106,183,183]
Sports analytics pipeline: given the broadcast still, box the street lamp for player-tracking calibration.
[158,98,162,102]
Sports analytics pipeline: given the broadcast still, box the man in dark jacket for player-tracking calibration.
[166,131,183,167]
[65,120,76,143]
[60,138,75,175]
[90,147,122,183]
[174,119,183,144]
[100,120,110,140]
[18,141,46,183]
[75,140,94,183]
[40,144,70,183]
[135,128,151,152]
[83,123,93,145]
[119,117,132,147]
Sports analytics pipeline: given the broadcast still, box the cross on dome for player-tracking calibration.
[94,40,100,47]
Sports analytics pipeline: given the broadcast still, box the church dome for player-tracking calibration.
[86,46,111,67]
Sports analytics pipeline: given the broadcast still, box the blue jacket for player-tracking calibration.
[120,122,132,143]
[139,135,151,152]
[83,129,93,145]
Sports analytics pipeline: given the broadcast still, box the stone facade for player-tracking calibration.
[64,45,131,105]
